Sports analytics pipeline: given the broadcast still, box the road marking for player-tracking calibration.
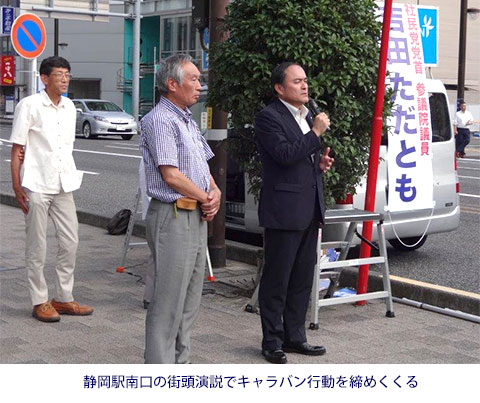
[79,170,99,175]
[460,193,480,199]
[461,207,480,215]
[458,175,479,180]
[105,145,139,151]
[458,158,479,162]
[458,166,480,171]
[2,160,98,175]
[0,139,141,159]
[73,149,141,159]
[461,203,480,213]
[112,141,137,146]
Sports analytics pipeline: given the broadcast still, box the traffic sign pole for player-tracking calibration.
[10,13,46,96]
[29,58,37,95]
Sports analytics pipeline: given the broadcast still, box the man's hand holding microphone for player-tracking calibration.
[308,99,334,173]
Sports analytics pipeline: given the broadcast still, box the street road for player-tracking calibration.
[0,127,141,220]
[1,126,479,294]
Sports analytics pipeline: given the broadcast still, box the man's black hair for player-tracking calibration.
[271,61,301,95]
[39,56,71,76]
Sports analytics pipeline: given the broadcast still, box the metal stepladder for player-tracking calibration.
[116,188,216,281]
[309,208,395,329]
[117,189,147,272]
[245,209,395,324]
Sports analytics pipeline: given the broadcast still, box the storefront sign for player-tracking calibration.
[1,56,15,86]
[1,6,15,34]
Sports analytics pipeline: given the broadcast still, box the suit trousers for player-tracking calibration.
[25,190,78,306]
[144,199,207,364]
[259,219,319,350]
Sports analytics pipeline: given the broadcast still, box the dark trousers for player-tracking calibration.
[259,219,319,350]
[456,128,471,155]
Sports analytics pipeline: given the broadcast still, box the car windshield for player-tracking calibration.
[85,101,122,112]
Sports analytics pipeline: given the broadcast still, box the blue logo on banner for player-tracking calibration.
[418,7,438,66]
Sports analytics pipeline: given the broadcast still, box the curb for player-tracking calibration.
[2,193,479,316]
[339,268,480,317]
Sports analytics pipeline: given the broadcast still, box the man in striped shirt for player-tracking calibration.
[139,54,221,364]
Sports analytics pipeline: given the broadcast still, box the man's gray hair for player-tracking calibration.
[156,54,192,95]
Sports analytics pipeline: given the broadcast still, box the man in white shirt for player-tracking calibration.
[454,101,474,158]
[10,56,93,322]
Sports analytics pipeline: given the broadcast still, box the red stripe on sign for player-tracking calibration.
[19,24,40,48]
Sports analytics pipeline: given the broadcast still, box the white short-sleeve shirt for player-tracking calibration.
[454,110,474,129]
[10,90,83,194]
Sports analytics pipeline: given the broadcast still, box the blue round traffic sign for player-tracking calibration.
[10,13,46,59]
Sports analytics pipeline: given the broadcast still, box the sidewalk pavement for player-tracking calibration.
[1,203,479,364]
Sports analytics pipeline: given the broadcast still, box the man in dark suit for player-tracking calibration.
[255,62,333,364]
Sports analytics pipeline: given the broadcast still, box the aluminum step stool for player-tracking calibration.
[309,208,395,330]
[116,188,216,280]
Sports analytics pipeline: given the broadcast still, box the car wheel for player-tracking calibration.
[388,235,428,251]
[83,122,97,139]
[121,134,133,140]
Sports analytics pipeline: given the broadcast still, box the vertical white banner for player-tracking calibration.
[378,3,434,212]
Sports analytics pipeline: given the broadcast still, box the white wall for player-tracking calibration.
[41,4,125,106]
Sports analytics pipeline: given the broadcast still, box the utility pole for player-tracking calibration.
[54,19,59,56]
[207,0,229,268]
[132,0,141,121]
[457,0,468,104]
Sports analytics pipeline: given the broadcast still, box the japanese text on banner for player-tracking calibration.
[378,3,434,212]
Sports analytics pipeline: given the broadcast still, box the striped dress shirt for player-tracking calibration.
[139,97,214,203]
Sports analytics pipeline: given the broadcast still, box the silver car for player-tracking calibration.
[73,99,138,140]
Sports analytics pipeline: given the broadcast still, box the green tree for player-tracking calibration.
[208,0,392,206]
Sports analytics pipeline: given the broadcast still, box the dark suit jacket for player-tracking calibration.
[255,99,326,230]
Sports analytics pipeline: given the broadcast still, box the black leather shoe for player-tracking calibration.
[143,300,149,310]
[283,342,326,356]
[262,349,287,364]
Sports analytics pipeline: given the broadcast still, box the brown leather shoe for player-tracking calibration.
[51,299,94,316]
[32,302,60,322]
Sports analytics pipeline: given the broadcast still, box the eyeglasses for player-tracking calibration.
[50,72,73,80]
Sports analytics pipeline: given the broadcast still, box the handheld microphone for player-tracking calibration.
[307,99,330,130]
[307,99,321,116]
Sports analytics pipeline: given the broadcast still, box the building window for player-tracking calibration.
[160,14,201,64]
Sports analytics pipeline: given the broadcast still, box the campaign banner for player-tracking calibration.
[1,55,15,86]
[377,3,434,212]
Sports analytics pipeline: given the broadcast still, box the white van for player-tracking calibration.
[241,79,460,251]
